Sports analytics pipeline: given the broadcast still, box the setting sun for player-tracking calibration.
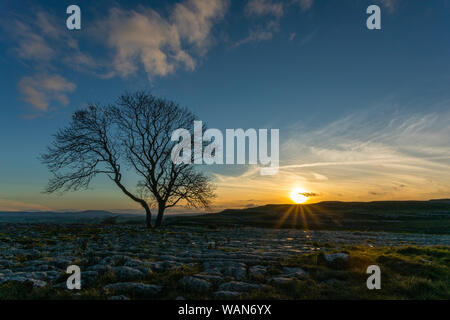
[290,188,308,204]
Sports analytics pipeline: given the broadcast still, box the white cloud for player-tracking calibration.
[173,0,229,48]
[7,2,228,110]
[100,0,229,80]
[18,74,76,111]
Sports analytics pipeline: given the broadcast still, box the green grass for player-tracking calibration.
[244,245,450,300]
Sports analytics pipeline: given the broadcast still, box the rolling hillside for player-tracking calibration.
[172,200,450,234]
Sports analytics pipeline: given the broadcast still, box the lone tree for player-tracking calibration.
[41,92,215,228]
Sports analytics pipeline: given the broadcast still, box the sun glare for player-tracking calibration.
[290,188,308,204]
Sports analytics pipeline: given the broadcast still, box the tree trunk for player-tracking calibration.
[143,203,152,229]
[113,178,152,228]
[155,204,165,228]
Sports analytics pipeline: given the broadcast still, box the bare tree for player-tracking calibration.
[41,92,215,228]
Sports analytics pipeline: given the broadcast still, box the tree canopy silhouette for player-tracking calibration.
[41,92,215,228]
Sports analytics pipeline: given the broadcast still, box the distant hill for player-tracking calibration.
[172,200,450,234]
[0,210,142,224]
[3,200,450,233]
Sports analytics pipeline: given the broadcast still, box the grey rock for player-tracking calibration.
[249,265,267,276]
[214,290,242,299]
[23,259,48,266]
[136,267,152,275]
[108,295,129,300]
[52,282,68,289]
[324,278,345,285]
[112,266,143,280]
[36,264,53,271]
[0,275,47,287]
[230,267,247,280]
[51,257,74,269]
[0,259,18,268]
[84,270,99,278]
[148,261,166,272]
[87,264,111,273]
[218,281,261,292]
[28,278,48,287]
[323,253,349,263]
[124,258,144,268]
[268,277,296,284]
[100,255,131,266]
[203,267,222,276]
[0,269,13,275]
[178,276,212,292]
[28,271,60,281]
[104,282,162,297]
[82,270,99,287]
[193,274,223,283]
[160,255,177,261]
[282,267,306,278]
[167,261,184,270]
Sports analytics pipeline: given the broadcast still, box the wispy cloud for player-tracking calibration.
[18,74,76,112]
[379,0,398,13]
[245,0,284,18]
[235,0,314,47]
[7,11,99,71]
[5,11,99,113]
[234,0,283,48]
[212,106,450,206]
[294,0,314,12]
[232,28,275,47]
[11,19,55,61]
[299,29,317,46]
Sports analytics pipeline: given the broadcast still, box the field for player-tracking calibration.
[173,200,450,234]
[0,200,449,300]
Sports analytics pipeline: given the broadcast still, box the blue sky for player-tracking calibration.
[0,0,449,212]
